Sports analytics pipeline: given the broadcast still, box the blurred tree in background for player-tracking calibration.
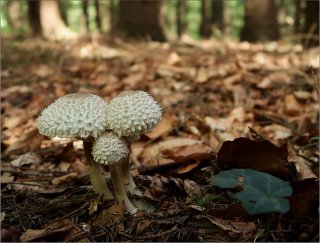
[240,0,280,42]
[1,0,319,46]
[113,0,166,42]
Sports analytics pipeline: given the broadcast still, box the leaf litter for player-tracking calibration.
[1,36,319,242]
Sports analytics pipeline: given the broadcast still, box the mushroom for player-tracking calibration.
[106,90,162,196]
[37,93,113,200]
[92,132,137,214]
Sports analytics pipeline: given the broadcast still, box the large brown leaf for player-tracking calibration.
[217,137,292,181]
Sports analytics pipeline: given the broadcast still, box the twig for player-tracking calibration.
[119,224,178,240]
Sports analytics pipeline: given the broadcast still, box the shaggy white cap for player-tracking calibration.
[92,132,129,165]
[106,90,162,137]
[38,93,108,139]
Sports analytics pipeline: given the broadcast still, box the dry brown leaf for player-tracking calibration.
[52,172,78,186]
[145,112,177,139]
[20,219,87,242]
[0,212,5,223]
[284,94,302,116]
[204,216,256,235]
[176,161,201,174]
[141,137,201,164]
[33,64,54,78]
[1,173,14,184]
[195,67,208,83]
[5,128,43,155]
[163,143,213,163]
[92,203,125,227]
[11,152,41,167]
[122,73,144,88]
[217,137,292,181]
[167,52,181,65]
[288,178,318,219]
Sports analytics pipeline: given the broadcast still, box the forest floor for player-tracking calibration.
[1,35,319,242]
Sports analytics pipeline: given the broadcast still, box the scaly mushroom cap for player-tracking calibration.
[106,90,162,137]
[38,93,108,139]
[92,132,129,165]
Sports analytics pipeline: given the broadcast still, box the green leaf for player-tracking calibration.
[208,169,293,215]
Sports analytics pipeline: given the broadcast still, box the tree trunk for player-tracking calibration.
[115,0,166,42]
[27,0,42,36]
[294,0,302,34]
[109,0,115,29]
[240,0,280,42]
[94,0,102,32]
[199,0,211,38]
[304,0,319,47]
[211,0,224,32]
[7,0,22,30]
[81,0,89,34]
[39,0,76,40]
[176,0,186,38]
[58,0,68,26]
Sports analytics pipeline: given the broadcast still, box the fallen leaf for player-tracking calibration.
[0,173,14,184]
[217,137,292,181]
[0,212,5,223]
[195,67,208,83]
[11,152,41,167]
[284,94,302,116]
[163,143,213,163]
[19,219,87,242]
[122,73,144,88]
[145,112,177,139]
[176,161,201,174]
[288,178,318,219]
[52,172,78,186]
[5,128,43,155]
[92,203,124,227]
[167,51,181,65]
[141,137,201,164]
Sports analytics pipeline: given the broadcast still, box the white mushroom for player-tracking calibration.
[106,90,162,196]
[92,132,137,215]
[37,93,113,200]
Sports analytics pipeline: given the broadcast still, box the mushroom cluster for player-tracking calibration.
[37,91,162,214]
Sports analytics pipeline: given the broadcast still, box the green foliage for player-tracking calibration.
[192,187,223,207]
[209,169,293,215]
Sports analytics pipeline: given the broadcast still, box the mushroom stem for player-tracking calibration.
[116,155,142,196]
[83,140,114,200]
[109,163,137,215]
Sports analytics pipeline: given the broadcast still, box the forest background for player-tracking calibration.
[1,0,319,242]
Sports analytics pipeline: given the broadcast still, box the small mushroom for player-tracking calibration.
[92,132,137,214]
[106,90,162,196]
[37,93,113,200]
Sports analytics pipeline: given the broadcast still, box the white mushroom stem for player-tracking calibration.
[83,140,114,200]
[116,155,143,196]
[109,162,137,215]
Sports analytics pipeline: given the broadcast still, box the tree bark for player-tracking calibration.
[81,0,89,34]
[94,0,102,32]
[27,0,42,36]
[199,0,212,38]
[114,0,166,42]
[176,0,186,38]
[39,0,76,40]
[109,0,115,29]
[58,0,68,26]
[211,0,224,32]
[240,0,280,42]
[294,0,302,34]
[7,0,22,30]
[304,0,319,47]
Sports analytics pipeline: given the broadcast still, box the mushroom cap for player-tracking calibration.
[38,93,108,139]
[92,132,129,165]
[106,90,162,137]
